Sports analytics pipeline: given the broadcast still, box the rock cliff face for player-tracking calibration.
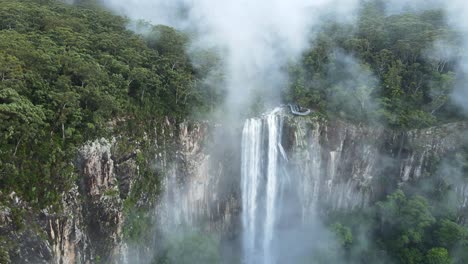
[283,115,467,213]
[34,119,239,264]
[283,116,385,212]
[157,122,240,232]
[36,138,131,264]
[0,118,212,263]
[1,114,466,263]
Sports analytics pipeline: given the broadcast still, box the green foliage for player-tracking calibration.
[285,3,465,128]
[426,248,452,264]
[377,190,435,245]
[1,2,467,263]
[434,220,467,249]
[329,183,468,264]
[0,0,220,208]
[332,223,353,249]
[376,191,435,263]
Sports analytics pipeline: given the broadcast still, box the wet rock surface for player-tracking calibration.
[1,116,466,263]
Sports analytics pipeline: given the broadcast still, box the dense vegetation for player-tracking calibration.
[287,7,468,263]
[0,0,221,208]
[325,154,468,264]
[0,1,467,264]
[285,1,465,129]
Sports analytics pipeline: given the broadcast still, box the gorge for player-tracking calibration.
[112,110,468,263]
[2,1,468,263]
[1,105,467,263]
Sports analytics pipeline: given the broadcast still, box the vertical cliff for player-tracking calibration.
[0,118,234,263]
[0,112,466,263]
[283,114,467,212]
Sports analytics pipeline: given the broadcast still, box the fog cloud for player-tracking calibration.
[384,0,468,114]
[99,0,361,116]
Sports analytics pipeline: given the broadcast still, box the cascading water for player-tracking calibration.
[240,107,382,263]
[241,108,284,264]
[263,111,282,264]
[241,118,262,261]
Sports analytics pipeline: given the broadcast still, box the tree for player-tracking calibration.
[0,0,214,208]
[426,248,452,264]
[434,220,466,249]
[0,52,23,85]
[376,190,435,262]
[0,88,46,147]
[332,223,353,249]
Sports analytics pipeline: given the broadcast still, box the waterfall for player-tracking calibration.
[241,108,282,264]
[241,118,262,262]
[240,108,379,263]
[263,111,282,264]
